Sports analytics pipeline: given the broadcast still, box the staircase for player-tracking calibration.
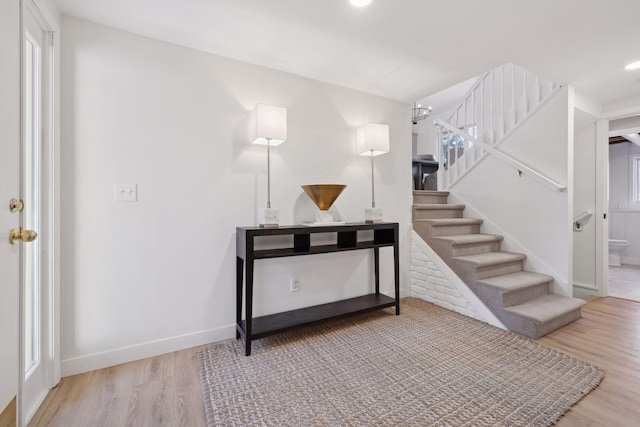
[412,190,584,339]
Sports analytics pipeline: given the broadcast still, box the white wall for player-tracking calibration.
[448,87,573,295]
[59,17,412,375]
[609,141,640,265]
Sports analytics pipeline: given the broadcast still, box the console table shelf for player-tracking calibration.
[237,294,396,340]
[236,222,400,355]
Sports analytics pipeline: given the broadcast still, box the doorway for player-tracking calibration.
[607,115,640,302]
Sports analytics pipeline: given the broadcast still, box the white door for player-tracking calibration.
[20,2,55,424]
[0,0,22,419]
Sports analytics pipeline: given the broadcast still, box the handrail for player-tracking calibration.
[573,210,593,223]
[435,119,566,192]
[573,209,593,232]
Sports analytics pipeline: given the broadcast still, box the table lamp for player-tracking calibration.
[356,123,389,223]
[248,103,287,227]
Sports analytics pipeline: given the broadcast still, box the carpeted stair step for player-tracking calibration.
[453,251,526,281]
[408,189,585,339]
[476,271,553,307]
[502,294,586,338]
[412,204,465,220]
[413,190,449,205]
[430,234,503,259]
[414,218,483,239]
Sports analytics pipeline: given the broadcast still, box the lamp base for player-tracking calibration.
[316,210,334,223]
[301,210,345,226]
[364,207,383,223]
[258,207,279,228]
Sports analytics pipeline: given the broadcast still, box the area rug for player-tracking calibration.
[197,298,603,426]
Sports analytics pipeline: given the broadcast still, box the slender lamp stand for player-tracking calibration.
[248,104,287,227]
[356,123,389,223]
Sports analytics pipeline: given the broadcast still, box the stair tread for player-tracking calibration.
[453,251,526,267]
[412,204,465,210]
[433,234,503,245]
[414,218,483,226]
[504,294,585,323]
[477,271,553,292]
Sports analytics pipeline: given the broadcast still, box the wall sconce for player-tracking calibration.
[356,123,389,223]
[249,103,287,227]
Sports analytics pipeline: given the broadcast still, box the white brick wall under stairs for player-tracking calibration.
[411,190,584,339]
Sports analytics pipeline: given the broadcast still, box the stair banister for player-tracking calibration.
[435,119,566,192]
[573,209,593,231]
[444,71,491,124]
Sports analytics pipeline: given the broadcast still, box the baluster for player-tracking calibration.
[464,97,467,137]
[489,70,494,144]
[480,77,485,143]
[522,68,528,117]
[501,65,505,130]
[436,126,441,169]
[511,63,515,115]
[472,88,476,137]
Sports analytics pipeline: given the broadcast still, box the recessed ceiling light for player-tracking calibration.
[350,0,372,7]
[625,61,640,70]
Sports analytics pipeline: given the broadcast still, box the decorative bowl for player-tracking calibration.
[301,184,347,211]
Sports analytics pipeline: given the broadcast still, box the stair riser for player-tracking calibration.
[428,223,481,237]
[503,307,582,339]
[474,260,523,280]
[502,282,551,307]
[428,239,501,260]
[413,194,448,204]
[412,208,464,220]
[451,241,501,257]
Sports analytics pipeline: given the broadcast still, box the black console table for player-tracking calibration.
[236,222,400,356]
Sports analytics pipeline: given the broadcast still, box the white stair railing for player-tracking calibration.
[435,120,566,192]
[436,63,561,191]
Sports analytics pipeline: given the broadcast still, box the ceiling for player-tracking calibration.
[53,0,640,105]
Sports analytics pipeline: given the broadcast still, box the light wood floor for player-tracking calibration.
[29,297,640,427]
[29,347,206,426]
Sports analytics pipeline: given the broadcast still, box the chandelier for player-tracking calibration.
[412,102,432,125]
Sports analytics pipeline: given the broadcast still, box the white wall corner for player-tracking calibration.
[573,88,602,118]
[410,230,506,329]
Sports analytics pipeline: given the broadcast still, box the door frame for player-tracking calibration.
[18,0,60,425]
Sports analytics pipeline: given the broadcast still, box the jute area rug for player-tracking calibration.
[197,298,603,426]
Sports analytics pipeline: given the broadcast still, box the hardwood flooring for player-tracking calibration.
[29,347,206,427]
[29,297,640,426]
[0,398,16,427]
[538,297,640,426]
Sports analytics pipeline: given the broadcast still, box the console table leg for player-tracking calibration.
[236,257,244,339]
[394,233,400,315]
[374,247,380,295]
[245,259,254,356]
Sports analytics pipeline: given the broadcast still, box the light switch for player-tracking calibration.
[114,184,138,202]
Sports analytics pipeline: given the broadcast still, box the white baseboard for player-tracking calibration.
[61,324,236,377]
[621,257,640,266]
[572,281,602,300]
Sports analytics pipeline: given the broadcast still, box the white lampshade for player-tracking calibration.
[249,103,287,146]
[356,123,389,156]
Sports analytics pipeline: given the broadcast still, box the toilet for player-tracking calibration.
[609,239,630,266]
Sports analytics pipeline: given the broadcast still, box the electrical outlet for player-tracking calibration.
[289,278,300,293]
[114,184,138,202]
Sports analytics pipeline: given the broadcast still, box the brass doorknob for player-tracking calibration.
[9,228,37,244]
